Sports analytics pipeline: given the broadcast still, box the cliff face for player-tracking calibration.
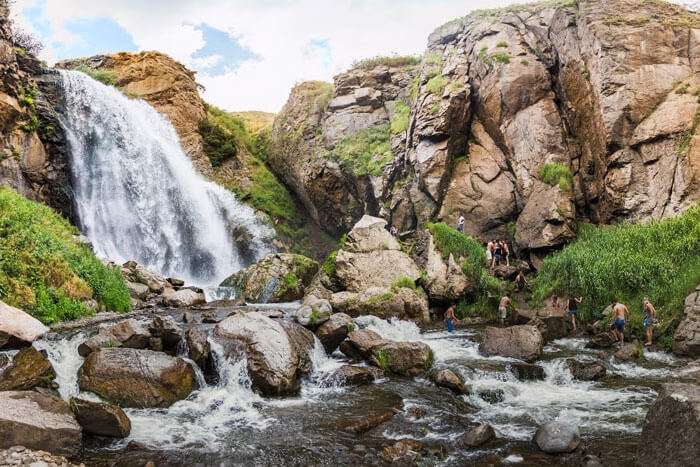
[268,0,700,256]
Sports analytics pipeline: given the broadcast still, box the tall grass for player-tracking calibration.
[538,162,573,191]
[330,125,393,176]
[74,65,118,86]
[532,205,700,336]
[0,188,131,324]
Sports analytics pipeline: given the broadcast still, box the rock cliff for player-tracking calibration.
[268,0,700,258]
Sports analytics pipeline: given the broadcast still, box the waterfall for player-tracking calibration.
[55,70,274,285]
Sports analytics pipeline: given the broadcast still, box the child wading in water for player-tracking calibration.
[444,303,456,333]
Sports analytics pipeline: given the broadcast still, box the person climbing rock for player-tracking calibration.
[642,297,656,347]
[457,214,465,233]
[498,294,512,327]
[514,271,528,293]
[567,295,582,332]
[390,225,398,238]
[609,299,630,345]
[444,303,456,333]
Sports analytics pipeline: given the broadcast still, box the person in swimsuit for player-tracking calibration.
[514,271,528,293]
[567,295,583,332]
[609,299,630,345]
[498,294,512,327]
[445,303,456,333]
[642,297,656,347]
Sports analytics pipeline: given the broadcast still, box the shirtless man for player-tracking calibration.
[444,303,456,333]
[609,299,630,345]
[498,294,512,327]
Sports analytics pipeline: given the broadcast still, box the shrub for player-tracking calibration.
[490,51,510,64]
[390,102,410,134]
[330,125,393,176]
[353,56,420,69]
[582,66,590,81]
[520,59,529,66]
[427,222,486,280]
[0,188,131,324]
[538,162,573,191]
[74,65,117,86]
[532,205,700,335]
[496,41,508,47]
[425,75,447,95]
[392,276,416,290]
[199,118,238,167]
[322,251,338,277]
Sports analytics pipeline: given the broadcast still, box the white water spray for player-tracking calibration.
[56,70,274,285]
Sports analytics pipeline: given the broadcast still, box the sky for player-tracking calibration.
[11,0,694,112]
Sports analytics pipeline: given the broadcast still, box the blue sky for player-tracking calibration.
[18,0,691,112]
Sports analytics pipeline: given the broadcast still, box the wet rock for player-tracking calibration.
[370,340,434,376]
[346,409,396,434]
[149,315,184,350]
[478,389,505,404]
[330,286,430,324]
[122,261,169,293]
[149,337,163,351]
[296,295,333,330]
[343,329,384,358]
[479,325,543,362]
[78,348,198,408]
[455,422,495,448]
[167,277,185,287]
[614,343,645,362]
[328,365,382,386]
[0,301,49,349]
[185,328,211,371]
[0,391,81,456]
[430,368,468,394]
[219,253,318,303]
[281,321,315,374]
[637,383,700,467]
[125,281,150,300]
[214,312,300,396]
[0,346,55,390]
[585,333,616,349]
[316,313,353,353]
[423,231,472,303]
[162,287,206,307]
[78,319,150,357]
[70,397,131,438]
[533,420,580,454]
[672,284,700,357]
[583,454,604,467]
[530,309,571,342]
[507,362,545,381]
[379,439,423,465]
[182,311,196,324]
[566,359,606,381]
[201,310,219,323]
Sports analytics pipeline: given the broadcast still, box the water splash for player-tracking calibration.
[56,70,274,285]
[34,331,87,400]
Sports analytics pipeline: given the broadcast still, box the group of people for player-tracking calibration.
[486,239,510,268]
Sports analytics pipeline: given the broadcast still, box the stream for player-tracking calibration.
[18,304,686,466]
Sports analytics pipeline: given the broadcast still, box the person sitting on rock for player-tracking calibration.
[642,297,656,347]
[498,294,512,327]
[514,271,528,293]
[457,214,465,233]
[444,303,456,333]
[567,295,583,332]
[609,299,630,345]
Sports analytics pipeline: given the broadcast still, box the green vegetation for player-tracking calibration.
[675,82,688,94]
[322,251,338,278]
[330,125,393,176]
[520,59,529,66]
[507,221,516,238]
[0,188,130,324]
[390,102,410,134]
[582,66,590,81]
[74,65,118,86]
[425,75,447,95]
[430,103,440,114]
[423,52,442,66]
[678,106,700,156]
[538,162,573,191]
[532,205,700,337]
[374,349,390,372]
[392,276,417,290]
[447,81,464,93]
[353,55,420,70]
[496,41,508,48]
[490,51,510,64]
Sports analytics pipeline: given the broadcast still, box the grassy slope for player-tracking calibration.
[0,188,130,324]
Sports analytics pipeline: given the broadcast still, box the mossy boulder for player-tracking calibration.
[69,397,131,438]
[0,346,55,390]
[219,253,318,303]
[341,329,434,376]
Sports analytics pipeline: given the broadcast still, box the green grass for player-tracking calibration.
[582,66,590,81]
[490,51,510,64]
[532,205,700,338]
[390,102,410,134]
[423,52,442,66]
[496,41,508,48]
[352,55,420,70]
[538,162,573,191]
[322,251,338,277]
[0,188,130,324]
[425,75,447,95]
[330,125,393,176]
[392,276,416,290]
[520,59,529,66]
[74,65,118,86]
[374,348,390,372]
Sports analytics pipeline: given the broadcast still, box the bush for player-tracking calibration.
[392,276,416,290]
[353,56,420,70]
[490,51,510,64]
[0,188,131,324]
[74,65,117,86]
[427,222,486,279]
[532,205,700,334]
[390,102,410,134]
[538,162,573,191]
[425,75,447,95]
[330,125,393,176]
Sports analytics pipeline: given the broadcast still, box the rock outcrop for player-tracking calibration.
[673,284,700,357]
[0,346,55,390]
[341,328,434,376]
[268,0,700,259]
[637,383,700,467]
[220,253,318,303]
[479,325,543,362]
[0,301,48,349]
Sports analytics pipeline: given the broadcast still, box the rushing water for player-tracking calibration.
[55,71,274,285]
[16,311,686,466]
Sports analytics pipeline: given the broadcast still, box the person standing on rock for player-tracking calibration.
[457,214,465,233]
[609,299,630,345]
[498,294,512,327]
[502,240,510,267]
[486,241,493,267]
[567,295,583,332]
[445,303,456,333]
[642,297,656,347]
[514,271,528,293]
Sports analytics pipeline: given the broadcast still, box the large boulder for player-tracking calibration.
[70,397,131,438]
[78,348,198,408]
[280,321,315,375]
[529,309,571,342]
[328,365,382,386]
[479,325,543,362]
[673,284,700,357]
[219,253,318,303]
[295,295,332,330]
[637,383,700,467]
[430,368,468,394]
[149,315,184,350]
[161,287,206,307]
[0,391,81,456]
[614,343,645,362]
[507,362,545,381]
[78,319,151,357]
[0,301,49,349]
[185,328,211,371]
[330,286,430,324]
[342,329,434,376]
[533,420,581,454]
[455,422,495,448]
[423,231,473,303]
[567,359,606,381]
[214,312,300,396]
[0,346,55,390]
[122,261,169,293]
[340,329,383,359]
[316,313,353,353]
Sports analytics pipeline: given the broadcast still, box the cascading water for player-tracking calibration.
[55,70,274,285]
